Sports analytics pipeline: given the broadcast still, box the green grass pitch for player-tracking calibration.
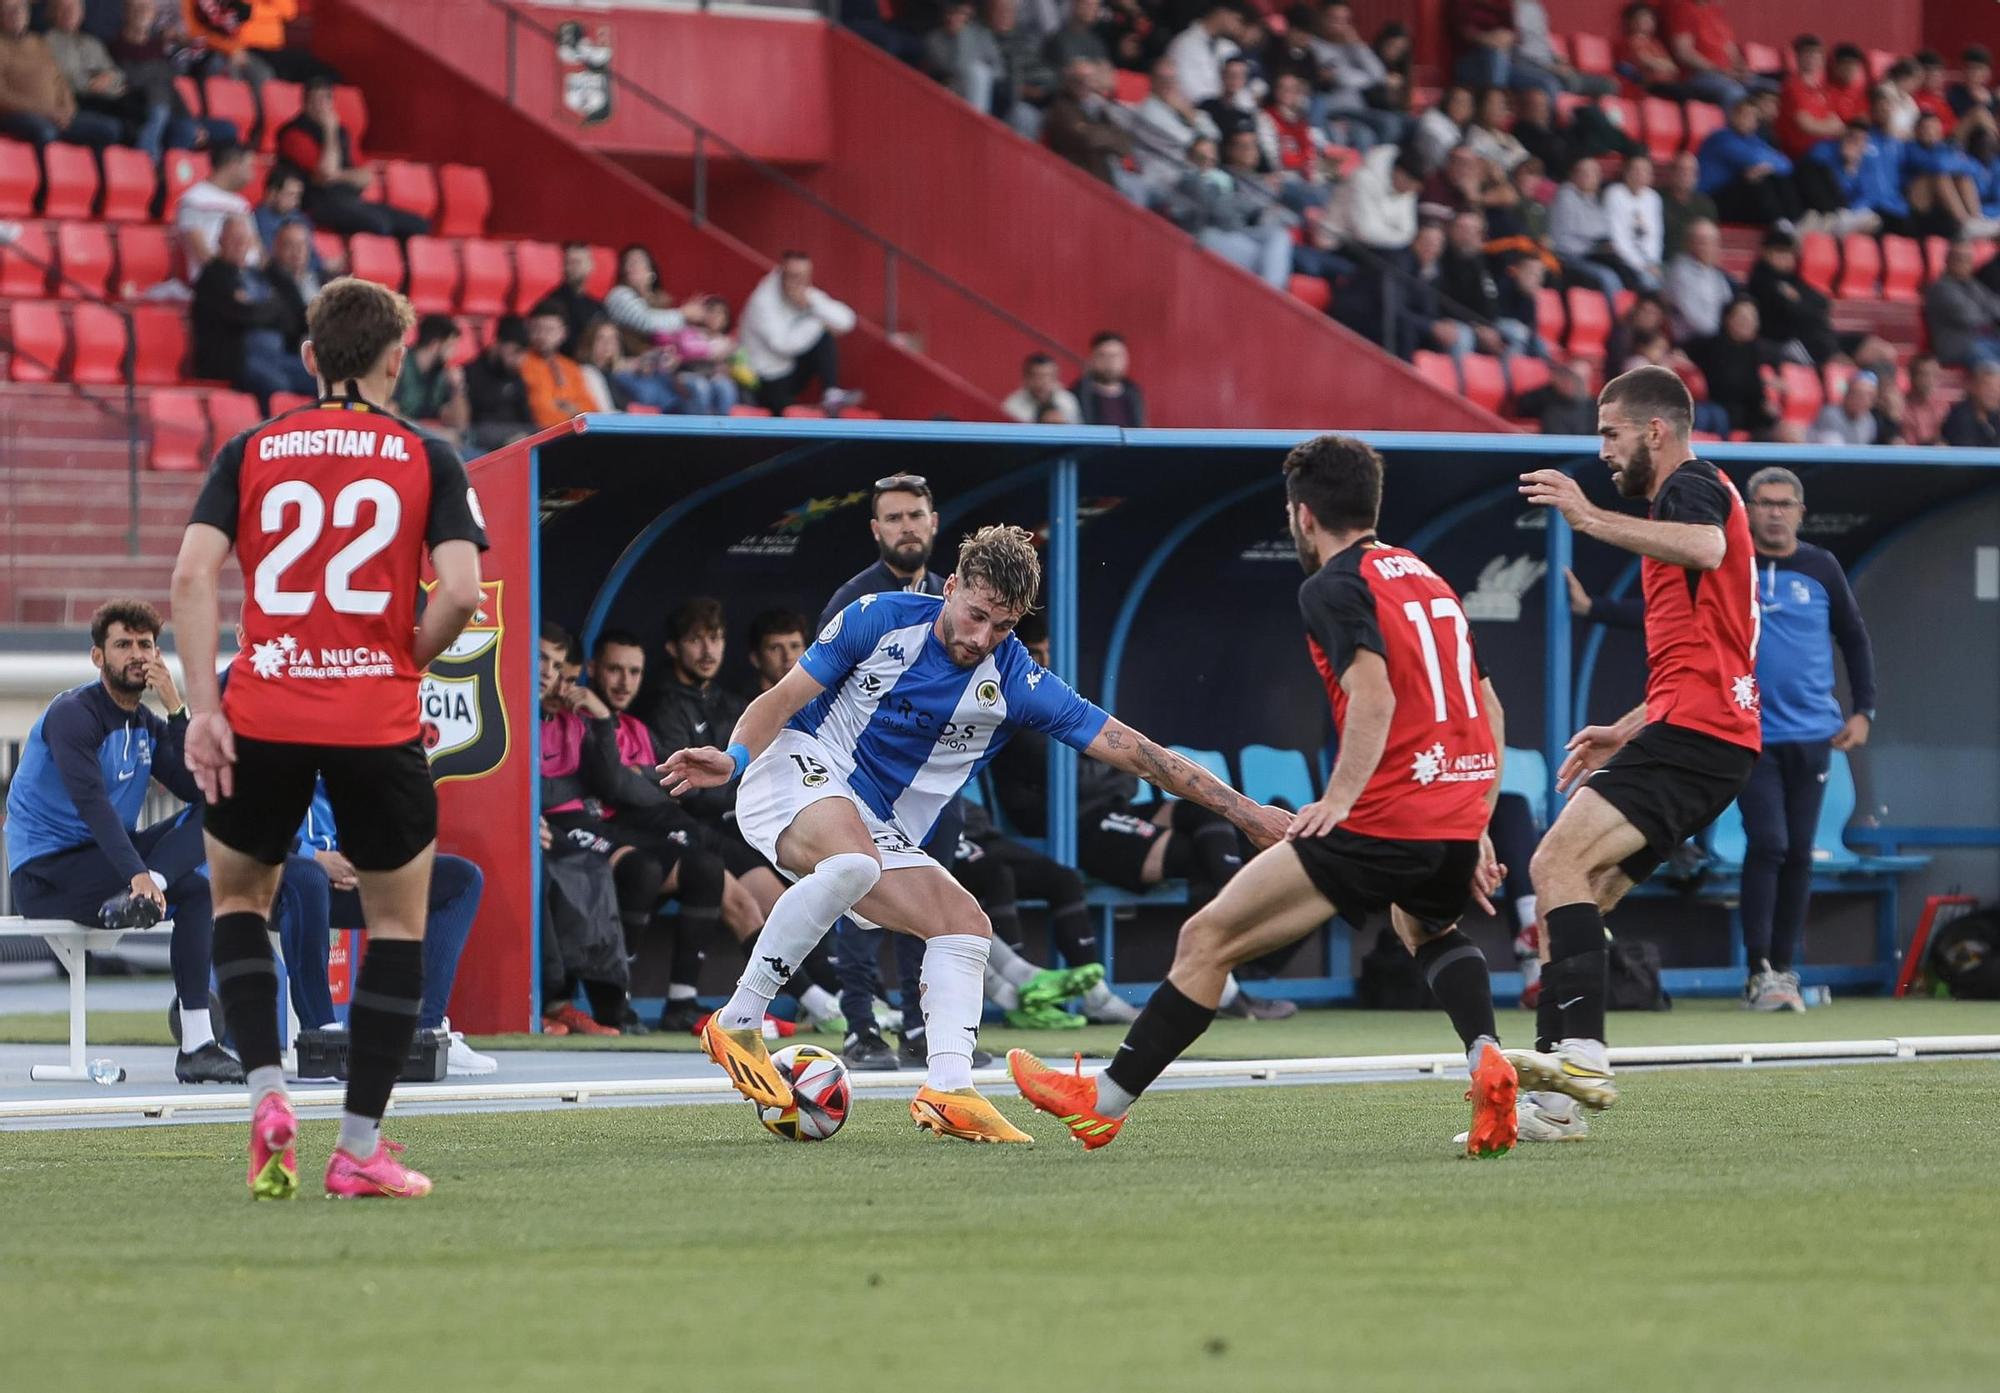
[3,1056,1997,1392]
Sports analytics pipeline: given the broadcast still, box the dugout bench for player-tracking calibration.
[0,918,175,1081]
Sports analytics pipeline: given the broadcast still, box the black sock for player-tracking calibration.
[667,851,726,1003]
[1535,987,1563,1055]
[1414,930,1497,1052]
[1104,978,1216,1101]
[800,939,840,994]
[212,911,281,1071]
[582,978,629,1024]
[345,938,424,1121]
[1049,903,1101,965]
[612,850,662,933]
[1543,902,1609,1045]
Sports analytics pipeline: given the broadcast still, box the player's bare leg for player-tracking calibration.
[322,844,438,1199]
[1011,843,1333,1149]
[1139,808,1287,1020]
[704,797,880,1108]
[205,836,295,1198]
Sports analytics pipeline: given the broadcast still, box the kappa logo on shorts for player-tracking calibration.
[420,578,509,783]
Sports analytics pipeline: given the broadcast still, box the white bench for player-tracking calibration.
[0,917,177,1081]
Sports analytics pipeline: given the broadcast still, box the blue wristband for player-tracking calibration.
[726,742,751,782]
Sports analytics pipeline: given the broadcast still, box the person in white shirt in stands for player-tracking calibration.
[174,142,257,280]
[1163,1,1244,107]
[1328,144,1422,253]
[1807,370,1880,447]
[1118,55,1221,202]
[741,250,860,414]
[1601,152,1665,293]
[1002,352,1082,423]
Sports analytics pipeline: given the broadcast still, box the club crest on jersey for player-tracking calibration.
[420,578,509,782]
[975,680,1000,707]
[819,612,843,644]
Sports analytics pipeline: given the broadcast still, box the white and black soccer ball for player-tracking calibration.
[756,1043,852,1141]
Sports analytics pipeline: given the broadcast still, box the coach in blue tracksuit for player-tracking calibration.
[4,600,242,1083]
[1738,466,1875,1007]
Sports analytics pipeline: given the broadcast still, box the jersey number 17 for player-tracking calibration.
[1401,597,1478,723]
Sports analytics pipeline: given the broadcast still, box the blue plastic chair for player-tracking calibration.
[1499,745,1549,826]
[1239,744,1315,810]
[1813,750,1862,869]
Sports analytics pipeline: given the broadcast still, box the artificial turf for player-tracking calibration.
[1,1058,1996,1392]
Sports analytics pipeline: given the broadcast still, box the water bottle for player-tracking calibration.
[1804,986,1833,1008]
[87,1058,125,1085]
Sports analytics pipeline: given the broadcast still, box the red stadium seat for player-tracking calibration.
[1640,97,1683,161]
[1598,97,1640,143]
[1546,34,1570,66]
[436,163,492,238]
[1460,353,1506,413]
[1924,234,1951,283]
[728,404,773,416]
[379,160,439,223]
[1881,235,1923,303]
[403,235,460,313]
[1779,362,1822,425]
[1798,232,1837,295]
[1112,68,1149,103]
[203,76,256,143]
[1683,102,1725,150]
[270,392,315,414]
[40,143,97,219]
[115,223,173,298]
[1411,349,1459,393]
[1287,273,1331,313]
[1868,50,1895,82]
[625,402,663,415]
[1742,42,1781,74]
[0,137,35,216]
[457,238,512,315]
[69,301,127,384]
[259,80,303,153]
[99,146,155,223]
[510,239,563,313]
[450,315,487,365]
[1570,33,1612,76]
[174,74,203,117]
[838,408,882,419]
[206,389,262,442]
[1507,355,1551,406]
[585,245,616,300]
[346,232,404,290]
[148,390,210,472]
[1823,360,1857,405]
[1564,287,1611,359]
[54,222,113,299]
[129,304,189,384]
[333,86,369,158]
[312,229,347,273]
[1835,233,1881,299]
[0,220,52,296]
[779,405,827,418]
[241,155,271,206]
[162,150,210,218]
[1534,286,1567,342]
[4,301,64,381]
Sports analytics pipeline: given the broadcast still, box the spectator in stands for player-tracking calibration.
[1817,43,1867,122]
[1622,325,1728,433]
[0,0,121,146]
[254,168,309,257]
[1949,45,1996,128]
[100,0,233,156]
[1419,141,1490,223]
[1074,329,1146,425]
[1500,155,1552,241]
[1807,369,1880,446]
[1412,84,1473,173]
[265,219,312,353]
[1906,111,2000,238]
[577,316,657,413]
[538,243,607,356]
[670,295,741,416]
[276,75,429,238]
[1164,1,1243,107]
[1662,0,1770,111]
[1747,229,1839,366]
[1602,152,1664,292]
[1328,143,1421,253]
[1925,239,2000,365]
[1265,70,1329,202]
[1778,36,1847,163]
[45,0,149,149]
[603,244,684,351]
[1199,54,1264,145]
[1450,0,1560,99]
[1899,353,1949,446]
[1508,85,1573,181]
[1811,117,1911,234]
[1969,126,2000,219]
[1043,0,1108,75]
[1615,3,1681,96]
[183,0,326,86]
[1003,350,1082,423]
[1373,220,1456,360]
[744,609,808,695]
[1164,133,1294,288]
[1121,55,1220,198]
[741,250,859,413]
[518,303,594,426]
[1512,0,1615,96]
[1306,2,1403,150]
[1658,149,1716,261]
[1665,216,1734,339]
[1514,355,1596,433]
[464,314,531,451]
[1369,20,1414,115]
[1876,58,1921,142]
[1914,50,1960,131]
[1045,54,1136,190]
[175,141,257,279]
[1689,296,1784,439]
[1495,250,1552,353]
[1605,288,1669,365]
[1549,157,1628,298]
[1700,96,1803,226]
[1941,359,2000,446]
[392,313,469,435]
[1437,207,1527,360]
[193,214,314,407]
[1465,86,1530,173]
[924,0,1009,118]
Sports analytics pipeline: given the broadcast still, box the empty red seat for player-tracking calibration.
[162,150,211,218]
[1835,233,1881,299]
[312,228,347,273]
[55,222,113,299]
[1112,68,1149,103]
[0,220,52,296]
[259,80,303,153]
[1924,234,1951,283]
[1881,235,1923,303]
[585,244,616,300]
[1565,287,1611,359]
[99,146,155,223]
[1287,273,1331,313]
[206,389,263,441]
[1640,97,1683,162]
[510,239,563,314]
[1742,41,1781,74]
[174,74,203,117]
[1546,34,1571,66]
[269,392,315,415]
[203,76,256,143]
[1508,356,1552,405]
[0,137,34,216]
[1571,33,1612,75]
[1683,102,1725,150]
[458,238,512,315]
[70,302,127,384]
[1599,97,1640,143]
[728,404,773,416]
[116,224,173,298]
[838,408,883,419]
[1779,361,1822,425]
[1798,233,1837,295]
[41,143,97,219]
[148,390,210,471]
[379,160,439,223]
[404,235,460,313]
[1868,50,1895,82]
[1534,286,1567,341]
[436,163,491,238]
[346,232,404,290]
[779,405,828,418]
[333,86,369,158]
[1411,349,1459,393]
[4,301,64,381]
[1823,360,1857,405]
[129,304,189,385]
[241,155,271,206]
[1461,353,1506,413]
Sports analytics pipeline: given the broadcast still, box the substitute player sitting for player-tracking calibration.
[660,525,1290,1144]
[1009,434,1519,1157]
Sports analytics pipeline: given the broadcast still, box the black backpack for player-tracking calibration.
[1608,940,1672,1011]
[1929,909,2000,1000]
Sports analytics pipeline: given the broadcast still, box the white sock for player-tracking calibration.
[720,853,879,1031]
[1218,975,1242,1009]
[986,970,1020,1011]
[799,984,840,1022]
[666,983,698,1003]
[336,1111,380,1159]
[986,936,1040,987]
[246,1064,286,1107]
[919,933,989,1091]
[1082,980,1116,1010]
[1514,896,1539,935]
[179,1007,215,1052]
[1095,1073,1137,1118]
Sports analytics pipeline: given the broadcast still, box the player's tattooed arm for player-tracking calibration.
[1086,720,1290,848]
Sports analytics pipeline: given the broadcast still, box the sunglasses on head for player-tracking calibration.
[873,473,930,495]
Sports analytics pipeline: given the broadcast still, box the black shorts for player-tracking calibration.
[1586,721,1758,883]
[1291,827,1481,930]
[546,808,702,873]
[711,819,775,879]
[1076,802,1165,892]
[204,736,436,871]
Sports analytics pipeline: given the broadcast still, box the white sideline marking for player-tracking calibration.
[2,1034,1997,1123]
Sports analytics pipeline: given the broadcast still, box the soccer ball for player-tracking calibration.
[756,1044,852,1141]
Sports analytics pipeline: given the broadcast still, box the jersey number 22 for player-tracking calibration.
[255,478,401,617]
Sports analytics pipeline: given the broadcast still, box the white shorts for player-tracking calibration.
[736,730,940,878]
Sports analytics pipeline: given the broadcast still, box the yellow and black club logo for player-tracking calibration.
[975,680,1000,708]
